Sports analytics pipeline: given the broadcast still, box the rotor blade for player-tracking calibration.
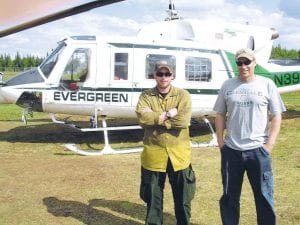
[0,0,125,38]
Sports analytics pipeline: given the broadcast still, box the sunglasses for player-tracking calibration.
[156,72,172,77]
[236,59,252,66]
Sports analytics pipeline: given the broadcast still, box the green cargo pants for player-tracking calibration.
[140,160,196,225]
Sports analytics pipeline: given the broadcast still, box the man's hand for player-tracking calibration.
[218,140,225,150]
[263,143,273,153]
[167,108,178,118]
[159,111,167,125]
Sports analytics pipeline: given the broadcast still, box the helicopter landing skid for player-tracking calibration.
[49,113,218,156]
[190,116,218,148]
[49,113,143,156]
[63,143,143,156]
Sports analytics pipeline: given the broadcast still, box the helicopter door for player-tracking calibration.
[60,48,90,91]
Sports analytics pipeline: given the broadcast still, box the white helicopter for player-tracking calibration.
[0,0,299,155]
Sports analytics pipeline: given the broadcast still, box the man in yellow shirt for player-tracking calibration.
[136,60,196,225]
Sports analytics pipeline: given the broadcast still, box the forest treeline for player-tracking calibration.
[271,45,300,59]
[0,52,44,72]
[0,44,299,72]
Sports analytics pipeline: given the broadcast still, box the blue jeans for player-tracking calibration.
[220,145,276,225]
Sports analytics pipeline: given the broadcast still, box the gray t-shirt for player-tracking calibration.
[213,76,286,150]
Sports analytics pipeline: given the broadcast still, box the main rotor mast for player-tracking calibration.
[165,0,180,20]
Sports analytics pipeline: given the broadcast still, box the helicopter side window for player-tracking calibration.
[146,54,176,79]
[60,48,90,91]
[185,57,211,82]
[114,53,128,80]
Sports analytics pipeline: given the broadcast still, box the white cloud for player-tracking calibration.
[175,0,225,10]
[273,17,300,49]
[0,0,299,57]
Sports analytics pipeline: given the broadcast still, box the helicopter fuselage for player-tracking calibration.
[1,19,299,120]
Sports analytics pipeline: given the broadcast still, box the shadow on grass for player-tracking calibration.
[0,120,213,144]
[0,118,51,122]
[43,197,199,225]
[282,109,300,119]
[0,123,144,144]
[6,107,298,145]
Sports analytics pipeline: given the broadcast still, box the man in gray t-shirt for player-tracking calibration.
[213,48,286,225]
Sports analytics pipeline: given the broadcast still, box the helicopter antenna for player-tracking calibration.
[165,0,180,20]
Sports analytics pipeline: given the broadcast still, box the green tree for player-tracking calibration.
[14,52,22,68]
[4,54,13,68]
[271,45,300,59]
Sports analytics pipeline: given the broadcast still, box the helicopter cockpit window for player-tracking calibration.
[60,48,90,91]
[114,53,128,80]
[146,54,176,79]
[40,42,66,78]
[185,57,212,82]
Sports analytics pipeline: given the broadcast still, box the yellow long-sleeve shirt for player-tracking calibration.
[135,86,192,172]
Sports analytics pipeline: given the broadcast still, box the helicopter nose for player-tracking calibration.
[0,89,6,103]
[0,87,10,103]
[0,86,15,104]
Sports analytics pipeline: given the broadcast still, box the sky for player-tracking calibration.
[0,0,299,57]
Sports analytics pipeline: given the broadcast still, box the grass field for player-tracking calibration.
[0,92,299,225]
